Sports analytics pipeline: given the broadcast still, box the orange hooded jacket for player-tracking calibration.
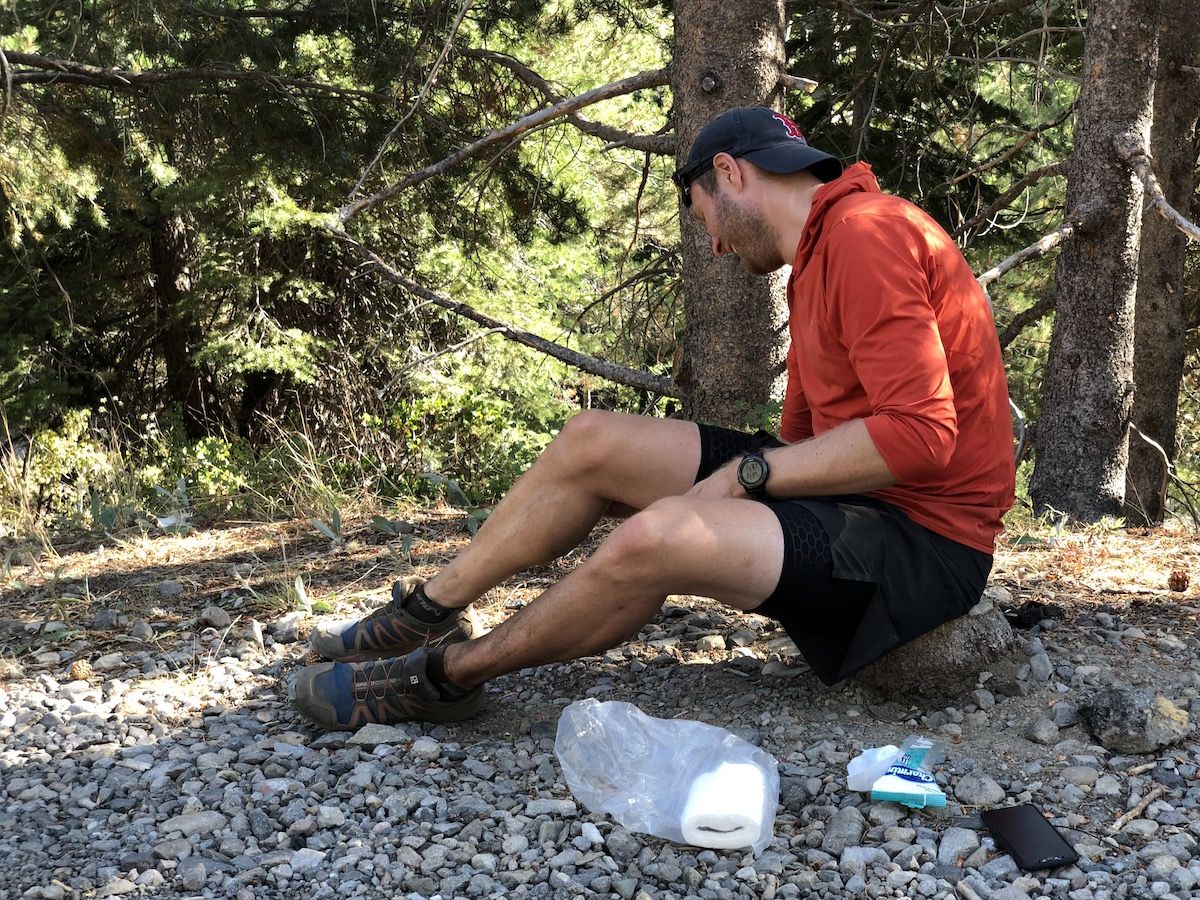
[782,162,1016,553]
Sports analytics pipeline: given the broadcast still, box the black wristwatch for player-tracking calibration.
[737,451,771,499]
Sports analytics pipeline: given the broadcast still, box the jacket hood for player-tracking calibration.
[791,162,881,276]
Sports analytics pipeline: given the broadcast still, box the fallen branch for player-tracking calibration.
[5,51,391,103]
[1114,134,1200,243]
[459,49,673,155]
[330,228,681,397]
[999,292,1056,350]
[1111,784,1165,833]
[954,161,1067,239]
[977,224,1074,290]
[339,66,670,222]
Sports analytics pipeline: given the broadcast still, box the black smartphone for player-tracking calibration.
[980,804,1080,871]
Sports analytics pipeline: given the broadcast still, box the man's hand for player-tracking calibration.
[686,459,749,500]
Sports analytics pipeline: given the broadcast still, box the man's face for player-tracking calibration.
[690,174,782,276]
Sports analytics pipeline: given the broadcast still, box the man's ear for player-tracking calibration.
[711,152,744,192]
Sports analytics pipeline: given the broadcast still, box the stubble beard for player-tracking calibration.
[713,189,782,276]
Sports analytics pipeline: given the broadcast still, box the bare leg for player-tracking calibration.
[425,411,702,608]
[442,495,786,688]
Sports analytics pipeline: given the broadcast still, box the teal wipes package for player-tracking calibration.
[869,736,947,808]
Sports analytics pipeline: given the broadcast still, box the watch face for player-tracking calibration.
[740,457,766,486]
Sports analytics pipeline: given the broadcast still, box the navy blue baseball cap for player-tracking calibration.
[673,106,843,206]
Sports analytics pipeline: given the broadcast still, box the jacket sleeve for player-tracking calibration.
[823,214,958,480]
[780,343,814,443]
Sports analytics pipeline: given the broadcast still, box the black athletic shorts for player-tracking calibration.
[696,424,992,685]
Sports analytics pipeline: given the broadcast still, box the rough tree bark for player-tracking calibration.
[1029,0,1159,521]
[1125,1,1200,525]
[673,0,789,426]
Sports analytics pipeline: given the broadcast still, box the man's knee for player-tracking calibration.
[544,410,618,468]
[596,496,697,583]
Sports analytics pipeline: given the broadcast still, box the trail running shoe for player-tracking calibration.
[308,576,479,662]
[288,646,484,731]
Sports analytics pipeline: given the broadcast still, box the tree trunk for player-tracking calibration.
[150,212,210,439]
[1124,1,1200,525]
[1029,0,1159,521]
[672,0,789,427]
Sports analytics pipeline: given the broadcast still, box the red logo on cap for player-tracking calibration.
[773,114,805,141]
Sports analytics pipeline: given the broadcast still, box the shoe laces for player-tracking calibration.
[352,657,408,703]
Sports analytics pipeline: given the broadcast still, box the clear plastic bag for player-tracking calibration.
[554,698,779,853]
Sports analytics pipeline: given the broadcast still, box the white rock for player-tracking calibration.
[290,848,326,873]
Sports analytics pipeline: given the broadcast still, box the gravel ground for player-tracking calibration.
[3,555,1200,900]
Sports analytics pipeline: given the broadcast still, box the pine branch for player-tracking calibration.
[462,49,674,155]
[977,223,1073,290]
[1114,133,1200,243]
[953,161,1067,239]
[338,65,671,222]
[348,0,476,200]
[998,292,1056,349]
[4,51,393,103]
[940,105,1075,191]
[329,228,681,398]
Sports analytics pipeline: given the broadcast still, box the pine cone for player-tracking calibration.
[69,658,94,681]
[1168,569,1190,593]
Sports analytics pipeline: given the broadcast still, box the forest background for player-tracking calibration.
[1,0,1197,550]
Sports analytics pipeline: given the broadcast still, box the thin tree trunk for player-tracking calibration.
[1125,0,1200,525]
[672,0,789,427]
[1029,0,1159,521]
[150,212,210,439]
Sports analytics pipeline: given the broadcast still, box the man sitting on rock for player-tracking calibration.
[290,106,1016,731]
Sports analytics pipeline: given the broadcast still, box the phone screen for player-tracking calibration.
[979,804,1079,871]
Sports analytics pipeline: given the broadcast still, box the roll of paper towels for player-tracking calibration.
[680,762,768,850]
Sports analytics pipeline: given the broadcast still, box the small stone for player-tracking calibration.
[937,827,981,866]
[696,635,726,652]
[346,723,411,747]
[409,737,441,760]
[1061,765,1100,787]
[92,609,120,629]
[1025,717,1060,745]
[525,798,577,817]
[1029,652,1054,682]
[158,580,184,596]
[954,774,1005,807]
[130,621,154,641]
[93,653,124,670]
[822,806,865,855]
[1148,856,1181,880]
[159,811,227,837]
[96,878,138,897]
[1051,701,1080,727]
[1093,774,1122,797]
[604,827,641,862]
[179,861,208,891]
[270,611,305,643]
[291,848,326,873]
[316,805,345,828]
[200,605,232,628]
